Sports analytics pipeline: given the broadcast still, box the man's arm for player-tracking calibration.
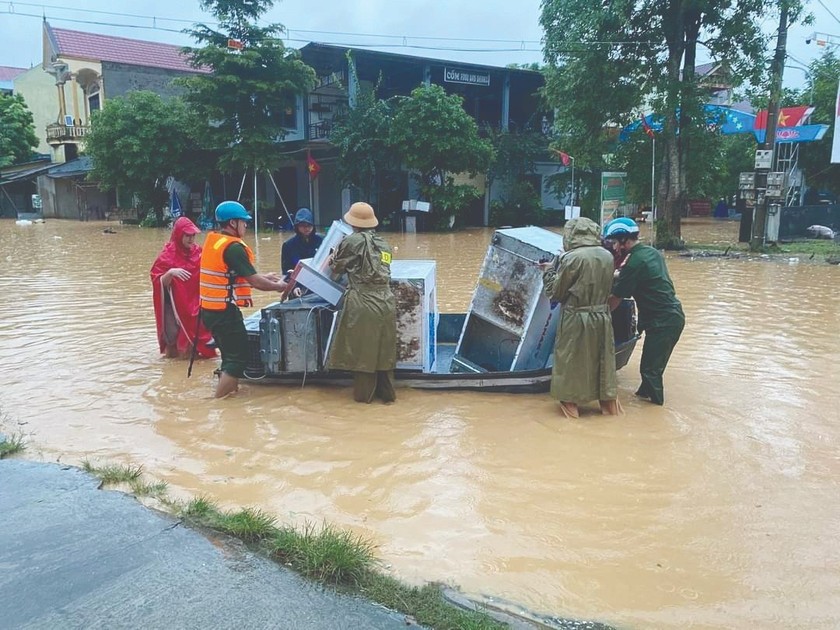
[609,253,639,310]
[246,273,288,292]
[225,242,287,292]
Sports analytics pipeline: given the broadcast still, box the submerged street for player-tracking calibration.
[2,218,839,629]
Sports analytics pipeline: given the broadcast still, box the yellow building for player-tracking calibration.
[14,21,201,164]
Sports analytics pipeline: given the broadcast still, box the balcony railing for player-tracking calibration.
[308,120,333,141]
[46,123,90,144]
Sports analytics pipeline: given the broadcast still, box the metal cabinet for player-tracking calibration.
[258,296,336,374]
[391,260,437,372]
[452,227,564,373]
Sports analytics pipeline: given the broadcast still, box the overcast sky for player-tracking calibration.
[1,0,838,90]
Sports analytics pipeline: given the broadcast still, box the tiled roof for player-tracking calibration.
[695,62,716,76]
[49,26,206,73]
[0,66,27,81]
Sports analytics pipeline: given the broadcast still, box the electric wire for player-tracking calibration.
[5,4,658,54]
[815,0,840,29]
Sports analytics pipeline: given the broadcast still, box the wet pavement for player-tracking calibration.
[0,460,406,630]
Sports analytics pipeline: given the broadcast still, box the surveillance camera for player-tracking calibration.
[806,38,811,44]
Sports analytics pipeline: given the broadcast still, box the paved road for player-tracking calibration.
[0,460,407,630]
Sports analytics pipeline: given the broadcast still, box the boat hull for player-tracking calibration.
[244,311,639,394]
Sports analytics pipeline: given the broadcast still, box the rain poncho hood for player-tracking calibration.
[563,217,602,251]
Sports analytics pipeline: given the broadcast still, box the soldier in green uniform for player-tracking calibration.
[328,202,397,403]
[606,218,685,406]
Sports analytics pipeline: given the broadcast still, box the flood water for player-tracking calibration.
[2,218,839,629]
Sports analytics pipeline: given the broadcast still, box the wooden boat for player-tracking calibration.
[244,307,638,394]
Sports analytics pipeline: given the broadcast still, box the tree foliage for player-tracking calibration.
[329,77,398,200]
[0,93,38,168]
[85,91,196,217]
[389,84,494,228]
[540,0,800,248]
[180,0,315,174]
[486,127,548,226]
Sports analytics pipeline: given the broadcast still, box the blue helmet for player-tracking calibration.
[603,217,640,239]
[215,201,252,222]
[294,207,314,225]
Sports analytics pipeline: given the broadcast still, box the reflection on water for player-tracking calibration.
[2,218,839,629]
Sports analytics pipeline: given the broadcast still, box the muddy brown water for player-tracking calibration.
[2,218,839,629]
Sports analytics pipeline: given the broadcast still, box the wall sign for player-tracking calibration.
[444,67,490,86]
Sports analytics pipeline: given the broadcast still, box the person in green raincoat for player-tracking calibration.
[540,217,621,418]
[328,202,397,403]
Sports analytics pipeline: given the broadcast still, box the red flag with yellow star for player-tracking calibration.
[307,153,321,180]
[754,105,814,130]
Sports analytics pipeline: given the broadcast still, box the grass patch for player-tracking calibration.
[0,433,26,458]
[183,495,217,518]
[129,479,168,497]
[776,240,840,256]
[687,239,840,257]
[270,522,378,585]
[81,460,144,484]
[359,574,503,630]
[215,507,277,543]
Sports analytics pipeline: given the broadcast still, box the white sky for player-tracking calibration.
[0,0,837,90]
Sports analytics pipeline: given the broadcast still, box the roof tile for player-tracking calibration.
[51,27,206,74]
[0,66,28,82]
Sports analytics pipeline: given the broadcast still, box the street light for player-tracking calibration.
[785,64,813,104]
[805,31,840,48]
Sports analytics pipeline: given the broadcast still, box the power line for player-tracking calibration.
[8,1,654,49]
[9,11,185,34]
[4,8,659,56]
[815,0,840,28]
[5,11,544,53]
[9,1,546,45]
[8,1,206,25]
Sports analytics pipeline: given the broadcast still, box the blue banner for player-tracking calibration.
[170,189,182,218]
[754,124,829,144]
[619,105,757,142]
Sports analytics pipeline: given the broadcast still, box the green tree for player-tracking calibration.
[540,0,801,248]
[616,124,754,208]
[85,91,196,222]
[180,0,315,175]
[0,93,38,168]
[486,127,547,226]
[330,77,398,201]
[798,50,840,196]
[389,84,494,229]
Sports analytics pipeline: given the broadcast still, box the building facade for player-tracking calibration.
[294,44,554,226]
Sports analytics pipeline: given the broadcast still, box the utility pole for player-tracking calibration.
[751,2,789,250]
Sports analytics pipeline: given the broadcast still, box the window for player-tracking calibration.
[87,83,101,114]
[280,100,297,129]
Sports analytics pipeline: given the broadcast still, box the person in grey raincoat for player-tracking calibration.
[328,202,397,403]
[540,217,621,418]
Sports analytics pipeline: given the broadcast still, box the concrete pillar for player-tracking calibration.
[71,74,80,125]
[57,84,67,121]
[501,72,510,132]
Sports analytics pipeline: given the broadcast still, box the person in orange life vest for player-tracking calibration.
[151,217,215,359]
[199,201,288,398]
